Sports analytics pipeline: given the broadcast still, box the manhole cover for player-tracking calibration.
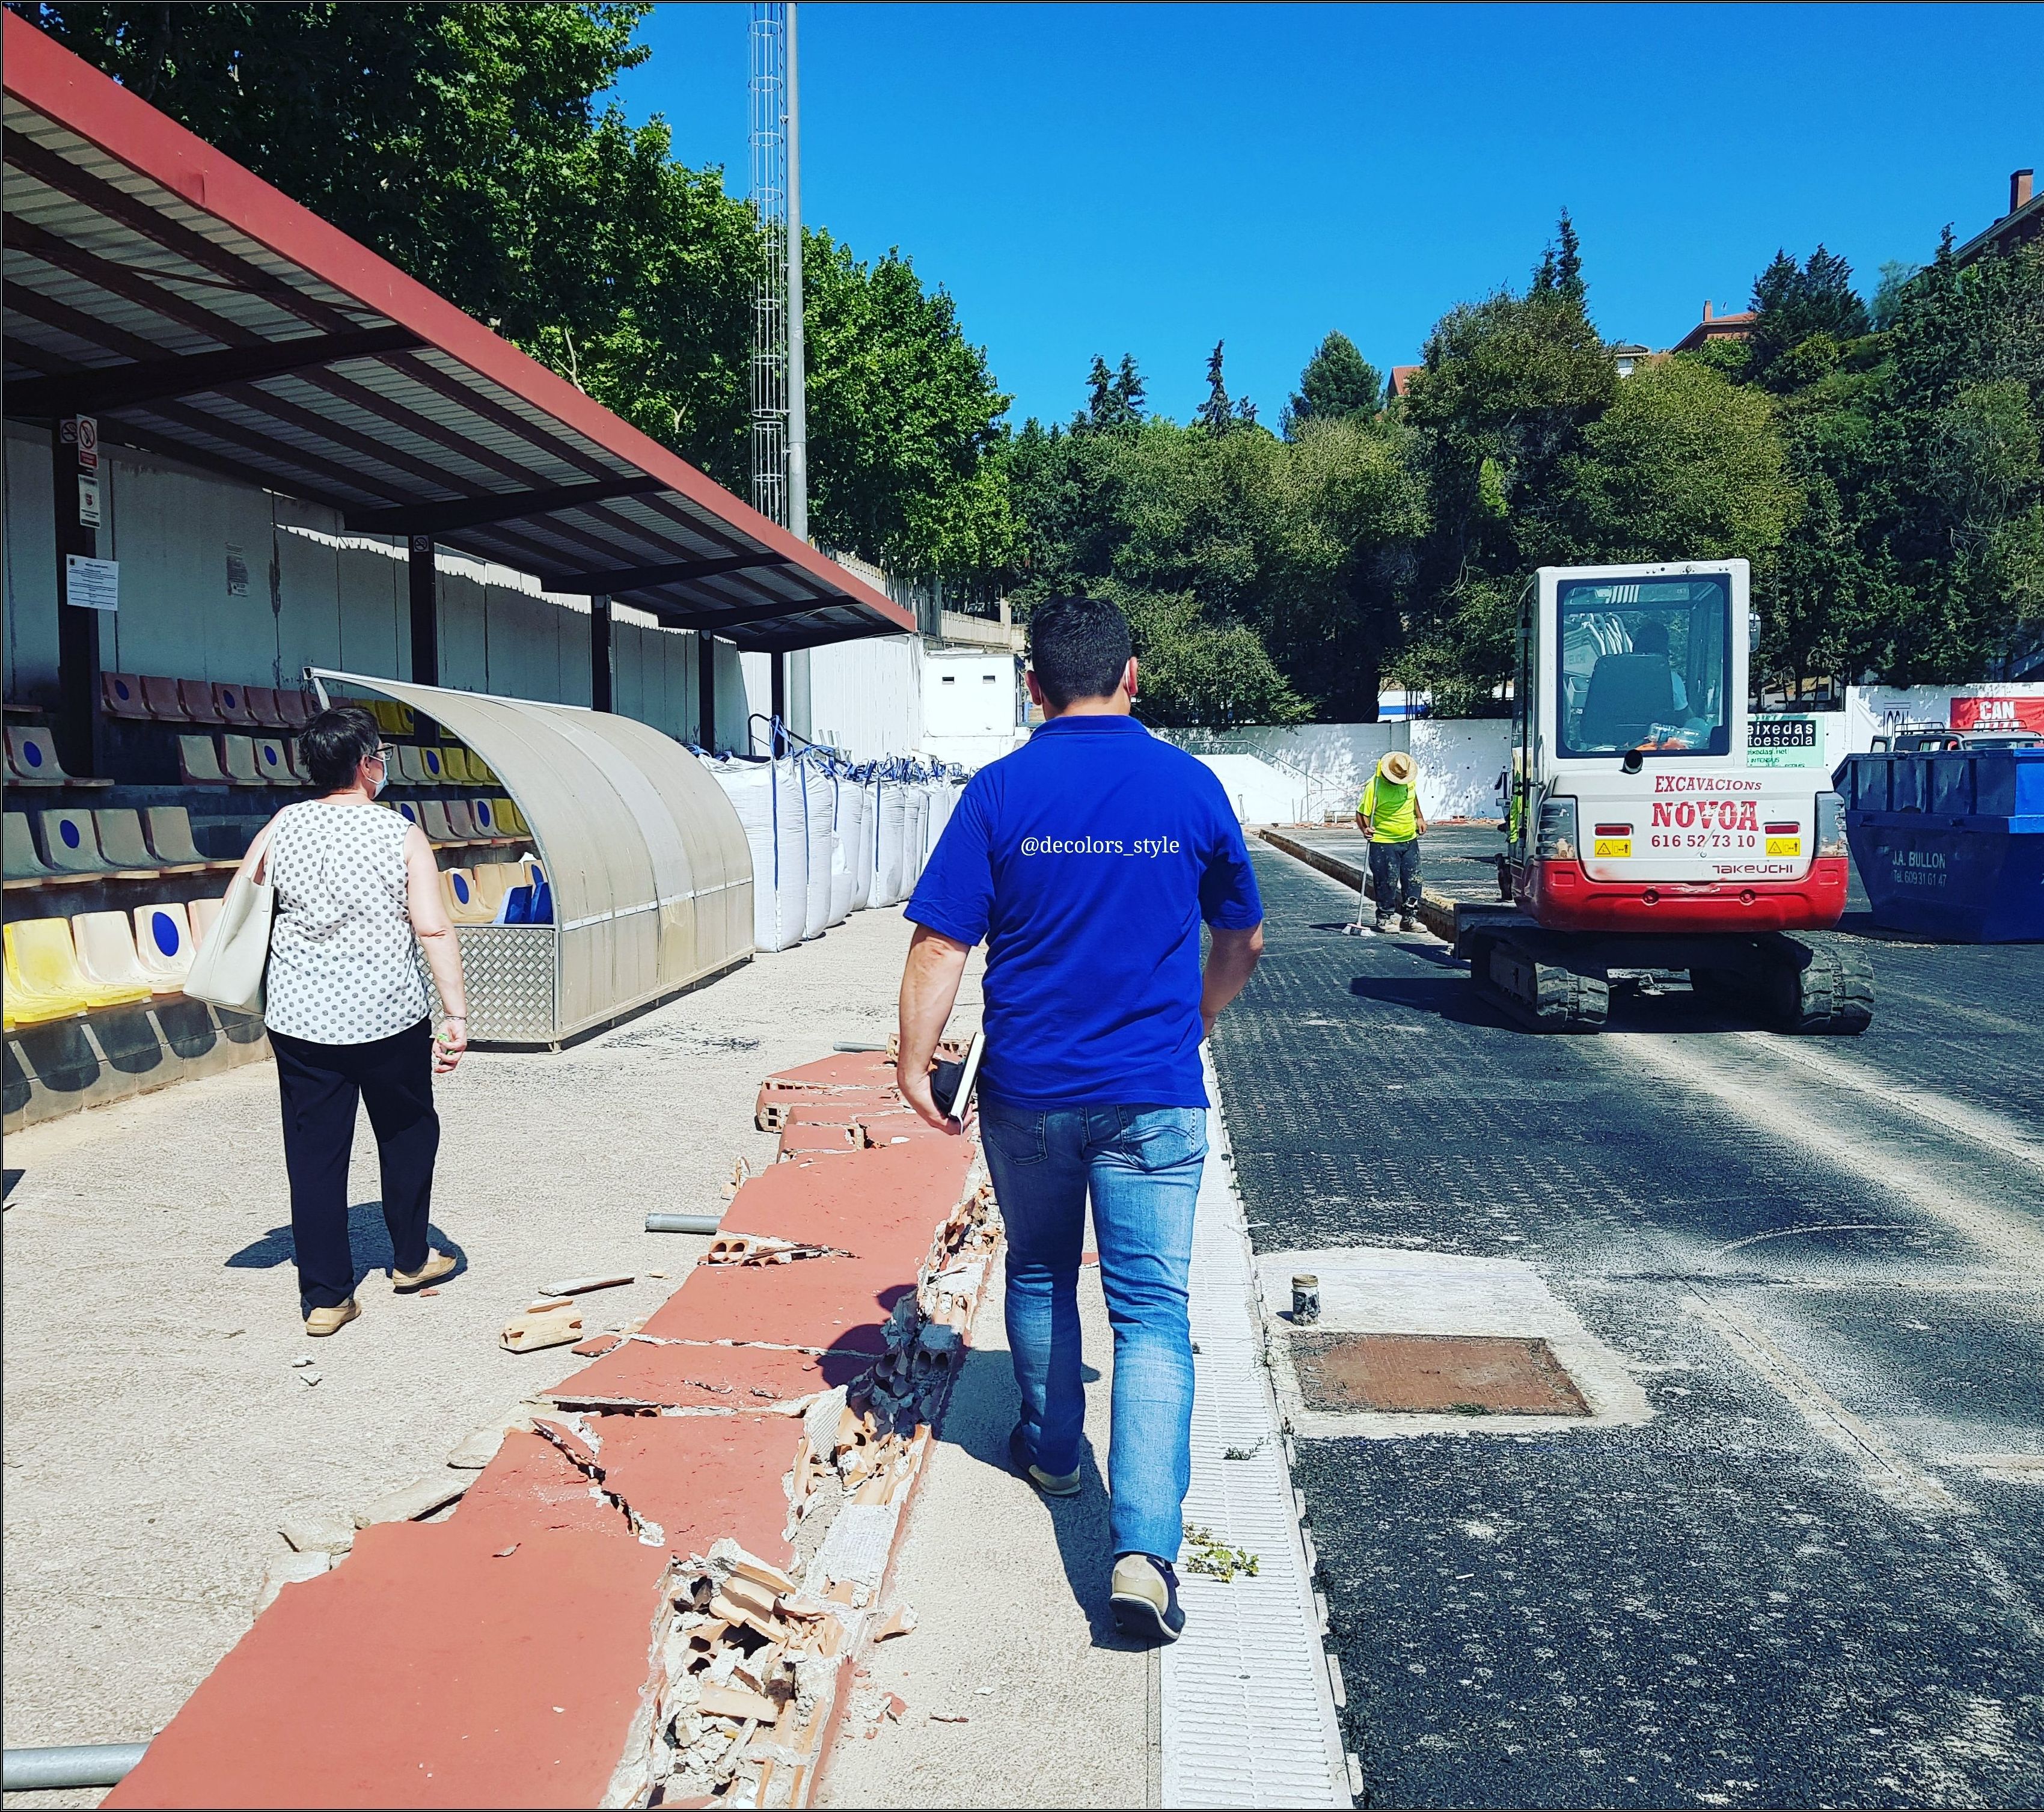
[1290,1332,1590,1416]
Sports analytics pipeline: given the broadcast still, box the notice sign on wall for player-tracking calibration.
[64,554,119,612]
[1951,694,2044,734]
[77,473,101,528]
[1747,714,1823,768]
[225,542,249,597]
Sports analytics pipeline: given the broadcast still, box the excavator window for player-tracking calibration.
[1557,578,1730,759]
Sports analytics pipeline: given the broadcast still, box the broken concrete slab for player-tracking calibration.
[254,1550,330,1614]
[354,1471,472,1529]
[500,1305,584,1353]
[105,1524,671,1810]
[547,1330,874,1413]
[450,1431,627,1546]
[277,1510,355,1557]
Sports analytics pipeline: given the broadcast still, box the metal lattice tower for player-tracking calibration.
[748,3,789,529]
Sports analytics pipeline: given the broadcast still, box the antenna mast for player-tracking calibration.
[748,2,789,530]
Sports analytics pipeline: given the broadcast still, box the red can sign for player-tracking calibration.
[1950,694,2044,733]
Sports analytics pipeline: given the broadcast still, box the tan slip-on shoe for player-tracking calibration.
[305,1298,361,1338]
[1109,1553,1187,1644]
[392,1250,457,1294]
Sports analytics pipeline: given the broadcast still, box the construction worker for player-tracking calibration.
[1356,748,1427,932]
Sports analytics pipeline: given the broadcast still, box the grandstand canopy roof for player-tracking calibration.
[1,13,914,653]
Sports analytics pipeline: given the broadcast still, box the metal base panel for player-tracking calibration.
[1160,1050,1353,1808]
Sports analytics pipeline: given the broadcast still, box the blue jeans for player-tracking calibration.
[977,1099,1208,1563]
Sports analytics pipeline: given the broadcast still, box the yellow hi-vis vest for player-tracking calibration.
[1361,774,1418,843]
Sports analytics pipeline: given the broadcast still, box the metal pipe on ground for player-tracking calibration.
[646,1212,723,1234]
[5,1743,149,1791]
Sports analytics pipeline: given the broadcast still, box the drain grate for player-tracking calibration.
[1290,1332,1591,1416]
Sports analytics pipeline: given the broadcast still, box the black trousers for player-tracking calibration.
[272,1018,439,1311]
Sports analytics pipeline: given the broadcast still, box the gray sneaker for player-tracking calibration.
[1110,1553,1186,1644]
[1009,1425,1081,1498]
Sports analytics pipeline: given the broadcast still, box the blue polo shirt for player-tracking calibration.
[905,715,1263,1107]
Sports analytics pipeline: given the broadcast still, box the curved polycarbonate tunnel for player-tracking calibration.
[311,670,753,1036]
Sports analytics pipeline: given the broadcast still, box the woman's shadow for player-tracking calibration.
[226,1203,467,1293]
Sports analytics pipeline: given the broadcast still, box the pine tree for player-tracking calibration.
[1198,340,1234,434]
[1555,208,1584,305]
[1114,353,1148,424]
[1285,331,1382,435]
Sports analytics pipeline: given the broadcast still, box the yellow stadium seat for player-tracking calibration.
[2,928,87,1024]
[6,917,148,1011]
[470,754,497,784]
[491,795,525,835]
[74,910,173,996]
[133,902,197,989]
[441,748,472,784]
[440,867,494,925]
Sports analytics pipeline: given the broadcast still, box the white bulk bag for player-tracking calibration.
[711,756,807,952]
[801,759,834,940]
[871,780,908,907]
[829,775,866,923]
[901,786,929,892]
[851,775,877,909]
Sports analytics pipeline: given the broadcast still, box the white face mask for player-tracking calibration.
[367,754,387,798]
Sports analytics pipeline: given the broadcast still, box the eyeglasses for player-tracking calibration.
[370,745,394,765]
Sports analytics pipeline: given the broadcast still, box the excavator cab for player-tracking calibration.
[1477,559,1869,1033]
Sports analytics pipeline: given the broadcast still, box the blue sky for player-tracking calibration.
[611,4,2042,429]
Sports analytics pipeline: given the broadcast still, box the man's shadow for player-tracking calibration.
[935,1339,1152,1650]
[226,1204,467,1294]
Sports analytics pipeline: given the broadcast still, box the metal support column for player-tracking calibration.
[408,534,438,738]
[52,426,103,777]
[590,593,614,712]
[786,1,808,543]
[771,652,788,733]
[697,633,717,753]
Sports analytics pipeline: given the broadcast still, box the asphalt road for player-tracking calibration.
[1214,830,2044,1809]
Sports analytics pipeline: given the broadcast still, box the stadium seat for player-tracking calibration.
[187,894,225,952]
[418,800,456,842]
[503,797,531,835]
[133,902,197,989]
[102,672,151,720]
[141,675,188,721]
[286,739,317,785]
[252,737,301,785]
[369,700,416,736]
[469,754,497,784]
[392,800,422,831]
[142,807,210,866]
[2,924,90,1023]
[418,745,448,783]
[278,689,313,729]
[7,726,109,786]
[73,911,169,996]
[469,797,500,836]
[246,685,289,729]
[37,809,112,875]
[395,746,430,786]
[213,683,259,726]
[5,812,58,882]
[177,735,231,786]
[441,867,494,924]
[471,862,519,920]
[445,800,479,839]
[7,917,150,1009]
[178,679,227,724]
[220,735,268,785]
[93,809,166,872]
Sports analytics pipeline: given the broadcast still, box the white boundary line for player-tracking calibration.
[1158,1049,1353,1808]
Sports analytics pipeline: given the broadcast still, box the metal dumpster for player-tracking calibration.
[1838,748,2044,941]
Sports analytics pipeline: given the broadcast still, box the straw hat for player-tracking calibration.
[1380,750,1416,786]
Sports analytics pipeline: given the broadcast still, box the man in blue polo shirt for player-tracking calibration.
[896,594,1264,1645]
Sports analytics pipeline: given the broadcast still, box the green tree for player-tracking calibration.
[1197,341,1235,435]
[1748,245,1871,382]
[1284,332,1382,435]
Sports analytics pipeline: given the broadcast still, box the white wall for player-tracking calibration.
[1,430,726,745]
[806,632,926,763]
[1842,683,2044,752]
[1161,720,1513,821]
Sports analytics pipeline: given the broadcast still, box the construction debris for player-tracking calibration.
[254,1551,329,1614]
[705,1234,846,1266]
[873,1602,918,1641]
[500,1305,584,1353]
[539,1272,635,1298]
[354,1472,471,1529]
[277,1510,355,1556]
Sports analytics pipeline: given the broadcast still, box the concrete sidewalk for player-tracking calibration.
[1,904,969,1800]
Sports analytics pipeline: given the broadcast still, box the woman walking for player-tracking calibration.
[236,705,468,1336]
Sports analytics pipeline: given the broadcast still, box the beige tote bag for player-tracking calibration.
[184,843,274,1014]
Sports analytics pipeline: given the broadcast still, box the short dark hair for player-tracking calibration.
[1027,595,1132,708]
[301,704,382,791]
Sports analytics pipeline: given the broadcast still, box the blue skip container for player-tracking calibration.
[1838,749,2044,941]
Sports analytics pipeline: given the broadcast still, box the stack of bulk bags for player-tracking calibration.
[708,754,808,952]
[901,783,929,893]
[870,774,908,907]
[845,771,876,914]
[799,753,835,940]
[825,769,866,928]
